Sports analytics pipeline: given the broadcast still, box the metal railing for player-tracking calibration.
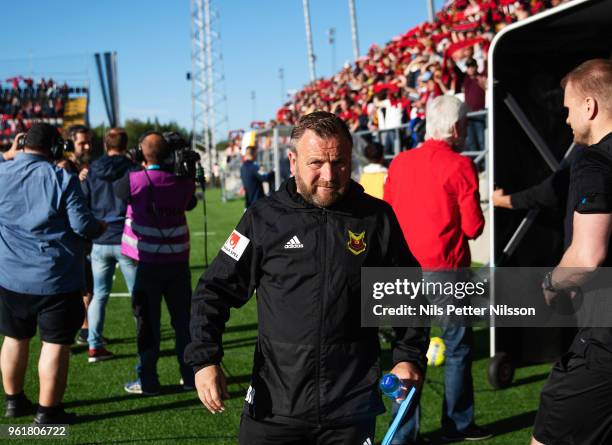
[354,123,411,158]
[220,110,490,203]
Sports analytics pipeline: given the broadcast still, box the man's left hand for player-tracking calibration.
[542,282,577,306]
[542,287,558,306]
[3,133,24,161]
[389,361,423,403]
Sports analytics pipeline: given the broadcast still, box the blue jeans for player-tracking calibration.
[391,271,475,443]
[466,116,485,152]
[131,262,194,392]
[88,244,137,349]
[408,118,423,148]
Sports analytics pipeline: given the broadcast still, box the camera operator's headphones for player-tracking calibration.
[18,127,74,161]
[129,130,165,164]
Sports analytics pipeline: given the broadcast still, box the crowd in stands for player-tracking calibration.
[0,76,87,151]
[274,0,569,150]
[223,0,571,190]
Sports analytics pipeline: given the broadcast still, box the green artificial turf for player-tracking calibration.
[0,188,552,444]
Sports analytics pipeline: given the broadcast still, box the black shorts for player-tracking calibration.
[533,349,612,445]
[238,414,375,445]
[0,286,84,345]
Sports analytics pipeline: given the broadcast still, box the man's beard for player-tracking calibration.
[74,151,92,168]
[295,175,347,208]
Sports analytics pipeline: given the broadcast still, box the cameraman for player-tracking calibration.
[114,131,197,395]
[0,124,105,424]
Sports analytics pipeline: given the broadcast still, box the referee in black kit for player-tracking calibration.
[532,59,612,444]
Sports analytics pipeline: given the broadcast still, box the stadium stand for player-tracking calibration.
[0,76,89,151]
[274,0,569,149]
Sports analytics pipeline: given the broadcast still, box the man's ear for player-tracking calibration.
[288,150,297,176]
[451,118,467,149]
[452,122,461,140]
[585,96,598,120]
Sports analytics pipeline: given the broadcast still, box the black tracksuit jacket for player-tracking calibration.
[185,178,428,426]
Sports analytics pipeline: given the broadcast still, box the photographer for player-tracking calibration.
[114,131,197,395]
[0,124,105,424]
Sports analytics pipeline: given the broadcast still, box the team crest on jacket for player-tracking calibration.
[347,230,366,255]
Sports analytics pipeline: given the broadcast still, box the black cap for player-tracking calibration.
[466,58,478,68]
[24,123,59,151]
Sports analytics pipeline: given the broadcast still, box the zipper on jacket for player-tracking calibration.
[316,208,327,425]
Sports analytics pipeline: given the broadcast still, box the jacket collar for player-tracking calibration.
[15,152,49,162]
[593,132,612,149]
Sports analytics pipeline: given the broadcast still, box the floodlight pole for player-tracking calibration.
[328,27,336,73]
[190,0,229,178]
[279,67,285,102]
[204,0,216,175]
[427,0,435,23]
[251,90,256,122]
[190,0,210,162]
[302,0,316,82]
[348,0,360,59]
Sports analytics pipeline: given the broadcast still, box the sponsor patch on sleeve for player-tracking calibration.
[221,229,250,261]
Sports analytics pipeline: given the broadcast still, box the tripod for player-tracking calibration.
[195,162,209,269]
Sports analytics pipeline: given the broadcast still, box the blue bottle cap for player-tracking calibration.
[380,374,398,391]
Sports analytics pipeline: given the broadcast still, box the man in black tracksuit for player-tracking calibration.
[531,59,612,445]
[185,112,428,444]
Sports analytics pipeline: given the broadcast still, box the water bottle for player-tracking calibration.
[379,374,406,401]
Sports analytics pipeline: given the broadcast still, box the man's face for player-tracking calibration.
[73,131,92,156]
[564,81,590,145]
[289,130,352,208]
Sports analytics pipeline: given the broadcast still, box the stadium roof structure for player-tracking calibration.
[487,0,612,267]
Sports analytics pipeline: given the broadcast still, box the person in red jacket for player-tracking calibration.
[384,95,489,443]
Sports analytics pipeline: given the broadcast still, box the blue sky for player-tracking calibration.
[1,1,432,139]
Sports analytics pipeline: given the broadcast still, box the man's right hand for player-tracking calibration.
[195,364,230,414]
[98,220,108,234]
[390,361,423,403]
[79,167,89,182]
[492,188,512,209]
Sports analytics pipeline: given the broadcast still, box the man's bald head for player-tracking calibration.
[140,132,168,164]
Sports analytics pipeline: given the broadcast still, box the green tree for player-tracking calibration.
[215,139,230,152]
[93,119,215,153]
[123,118,190,148]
